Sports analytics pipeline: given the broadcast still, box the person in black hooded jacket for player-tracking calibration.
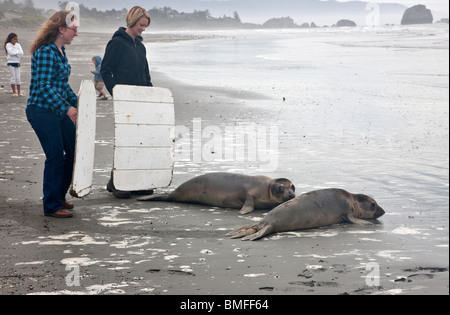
[102,6,153,198]
[101,6,152,97]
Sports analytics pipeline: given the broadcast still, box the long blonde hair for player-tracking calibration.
[30,10,74,55]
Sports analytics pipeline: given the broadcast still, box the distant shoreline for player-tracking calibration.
[2,1,448,32]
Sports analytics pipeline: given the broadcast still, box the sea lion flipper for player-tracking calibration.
[344,214,374,225]
[242,226,271,241]
[227,224,272,241]
[239,197,255,215]
[227,225,258,238]
[137,194,172,202]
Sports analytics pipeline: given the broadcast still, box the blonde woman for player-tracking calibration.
[26,11,79,218]
[101,6,153,199]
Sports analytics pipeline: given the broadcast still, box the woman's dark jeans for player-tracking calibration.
[26,106,76,214]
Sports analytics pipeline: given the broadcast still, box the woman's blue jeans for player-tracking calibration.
[26,106,76,214]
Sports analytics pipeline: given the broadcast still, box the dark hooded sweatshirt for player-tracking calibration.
[101,27,152,96]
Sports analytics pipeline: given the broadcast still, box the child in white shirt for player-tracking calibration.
[4,33,24,96]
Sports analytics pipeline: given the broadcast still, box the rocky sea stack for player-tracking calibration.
[401,4,433,25]
[336,19,357,27]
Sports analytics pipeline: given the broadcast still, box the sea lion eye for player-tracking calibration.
[370,203,377,211]
[278,186,284,192]
[291,185,295,192]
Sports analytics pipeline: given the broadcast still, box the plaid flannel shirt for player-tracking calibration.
[27,43,77,116]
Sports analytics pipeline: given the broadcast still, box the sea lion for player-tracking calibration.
[227,188,385,240]
[138,172,296,214]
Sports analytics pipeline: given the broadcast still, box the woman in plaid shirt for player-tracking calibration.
[26,10,79,218]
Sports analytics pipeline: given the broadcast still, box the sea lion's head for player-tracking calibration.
[353,194,385,219]
[270,178,296,203]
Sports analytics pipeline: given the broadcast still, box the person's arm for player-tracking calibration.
[67,106,78,124]
[16,43,24,58]
[92,64,101,75]
[101,40,122,95]
[66,82,78,108]
[5,43,18,57]
[34,47,76,116]
[140,44,152,87]
[144,58,152,87]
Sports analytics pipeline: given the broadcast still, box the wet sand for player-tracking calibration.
[0,29,448,296]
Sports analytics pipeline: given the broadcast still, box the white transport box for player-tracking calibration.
[112,85,175,191]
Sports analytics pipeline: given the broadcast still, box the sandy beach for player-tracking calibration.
[0,26,448,297]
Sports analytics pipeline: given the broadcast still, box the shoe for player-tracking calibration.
[106,177,131,199]
[100,96,108,100]
[132,190,154,196]
[62,200,74,209]
[45,209,73,218]
[13,94,18,97]
[106,177,114,192]
[19,93,25,96]
[113,190,132,199]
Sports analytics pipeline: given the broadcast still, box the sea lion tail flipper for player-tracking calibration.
[227,224,271,241]
[137,194,172,202]
[242,226,271,241]
[227,225,258,238]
